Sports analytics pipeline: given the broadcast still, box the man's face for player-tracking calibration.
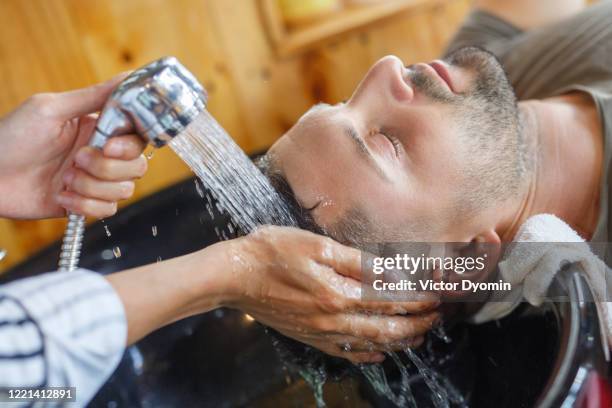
[267,47,517,243]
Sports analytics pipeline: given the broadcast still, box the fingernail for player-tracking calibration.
[63,170,75,185]
[120,182,134,198]
[106,141,124,157]
[75,149,91,167]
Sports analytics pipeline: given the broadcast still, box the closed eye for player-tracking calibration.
[305,201,321,212]
[380,129,402,158]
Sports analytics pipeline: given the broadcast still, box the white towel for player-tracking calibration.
[471,214,612,349]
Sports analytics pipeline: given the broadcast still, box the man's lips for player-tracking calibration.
[428,60,454,93]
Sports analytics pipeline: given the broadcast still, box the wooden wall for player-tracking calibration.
[0,0,471,271]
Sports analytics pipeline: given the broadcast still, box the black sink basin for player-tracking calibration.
[4,177,609,407]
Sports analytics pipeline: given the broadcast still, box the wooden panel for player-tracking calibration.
[208,0,316,151]
[0,1,96,111]
[297,0,471,103]
[261,0,450,57]
[0,0,471,273]
[0,0,97,270]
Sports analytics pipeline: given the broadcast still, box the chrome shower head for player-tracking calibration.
[89,56,207,149]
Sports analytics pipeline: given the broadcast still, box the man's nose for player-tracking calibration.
[351,56,414,105]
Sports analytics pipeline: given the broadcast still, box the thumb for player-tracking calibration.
[53,72,130,119]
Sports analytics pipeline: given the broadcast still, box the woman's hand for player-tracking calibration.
[0,75,147,219]
[221,226,440,363]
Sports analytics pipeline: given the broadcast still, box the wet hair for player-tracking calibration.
[255,154,378,248]
[254,154,324,234]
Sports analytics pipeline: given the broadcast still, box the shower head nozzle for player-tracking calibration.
[90,56,207,149]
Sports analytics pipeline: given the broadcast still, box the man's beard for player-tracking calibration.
[405,46,524,220]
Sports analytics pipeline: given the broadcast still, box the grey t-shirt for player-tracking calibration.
[444,1,612,243]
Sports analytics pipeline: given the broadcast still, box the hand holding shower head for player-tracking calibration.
[59,56,207,271]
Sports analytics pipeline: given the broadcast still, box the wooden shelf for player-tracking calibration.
[261,0,443,57]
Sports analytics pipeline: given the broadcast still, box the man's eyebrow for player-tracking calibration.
[343,124,390,182]
[345,125,368,156]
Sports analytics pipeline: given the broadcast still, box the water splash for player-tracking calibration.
[300,366,327,408]
[432,325,452,344]
[151,225,158,237]
[389,351,418,407]
[360,363,399,405]
[170,110,297,234]
[404,348,450,408]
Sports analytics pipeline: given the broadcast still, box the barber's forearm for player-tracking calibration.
[106,241,233,345]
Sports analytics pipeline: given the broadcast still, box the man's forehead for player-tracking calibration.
[298,102,342,125]
[305,102,332,115]
[290,103,356,148]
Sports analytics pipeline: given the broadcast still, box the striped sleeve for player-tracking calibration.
[0,269,127,407]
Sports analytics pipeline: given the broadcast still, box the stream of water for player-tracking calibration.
[170,110,297,233]
[169,111,466,407]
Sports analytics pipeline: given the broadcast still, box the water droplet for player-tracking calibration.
[214,202,225,214]
[104,225,111,237]
[0,248,7,261]
[101,249,114,260]
[113,246,122,258]
[151,225,157,237]
[156,256,162,262]
[205,203,215,219]
[432,324,452,344]
[194,178,205,198]
[146,150,154,159]
[128,347,144,375]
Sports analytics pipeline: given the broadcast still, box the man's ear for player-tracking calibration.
[470,229,502,273]
[442,229,503,302]
[473,228,501,246]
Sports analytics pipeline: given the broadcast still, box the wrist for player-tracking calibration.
[106,244,243,345]
[179,239,245,314]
